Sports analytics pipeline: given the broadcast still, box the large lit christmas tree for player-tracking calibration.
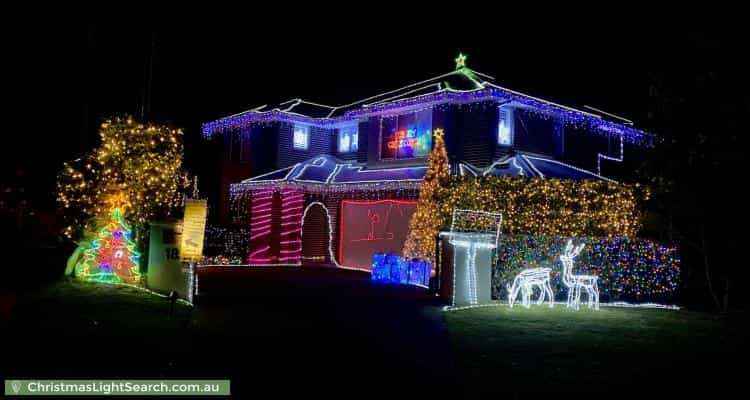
[74,193,142,283]
[403,128,450,263]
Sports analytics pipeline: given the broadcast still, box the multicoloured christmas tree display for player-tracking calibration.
[74,193,142,284]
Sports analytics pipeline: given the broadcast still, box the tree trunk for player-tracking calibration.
[700,226,722,312]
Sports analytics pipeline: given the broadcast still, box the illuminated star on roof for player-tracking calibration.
[454,53,467,69]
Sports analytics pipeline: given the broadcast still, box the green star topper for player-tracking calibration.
[455,52,467,69]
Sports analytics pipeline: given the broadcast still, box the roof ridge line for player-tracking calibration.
[484,82,601,119]
[363,84,443,107]
[324,70,464,117]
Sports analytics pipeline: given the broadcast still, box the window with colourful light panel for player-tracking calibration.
[338,126,358,153]
[293,124,309,150]
[339,199,417,270]
[380,109,432,160]
[498,106,513,146]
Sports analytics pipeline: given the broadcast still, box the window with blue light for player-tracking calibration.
[338,126,358,153]
[497,106,513,146]
[293,124,309,150]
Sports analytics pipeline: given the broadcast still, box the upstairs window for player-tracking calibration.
[338,126,359,153]
[497,106,513,146]
[380,108,433,160]
[293,124,309,150]
[229,131,251,163]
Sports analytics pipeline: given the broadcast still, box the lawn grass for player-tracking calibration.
[4,280,193,378]
[11,279,193,332]
[444,305,745,394]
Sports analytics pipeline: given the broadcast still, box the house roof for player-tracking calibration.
[238,155,428,185]
[459,154,617,183]
[203,60,654,147]
[237,153,616,187]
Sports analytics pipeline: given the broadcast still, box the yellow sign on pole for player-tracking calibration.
[181,199,208,261]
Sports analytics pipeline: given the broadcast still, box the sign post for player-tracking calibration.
[146,221,184,296]
[181,199,208,303]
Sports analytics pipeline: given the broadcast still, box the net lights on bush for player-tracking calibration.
[58,116,183,240]
[406,175,647,265]
[493,235,680,303]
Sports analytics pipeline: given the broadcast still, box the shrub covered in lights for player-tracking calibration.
[493,235,680,303]
[202,225,250,264]
[405,175,648,264]
[57,116,184,240]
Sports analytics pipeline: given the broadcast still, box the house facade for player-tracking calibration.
[202,56,653,270]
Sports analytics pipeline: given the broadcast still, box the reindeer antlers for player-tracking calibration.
[563,239,585,258]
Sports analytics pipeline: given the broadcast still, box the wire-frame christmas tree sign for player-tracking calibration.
[74,193,141,284]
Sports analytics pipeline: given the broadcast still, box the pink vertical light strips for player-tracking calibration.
[278,189,304,263]
[247,187,304,265]
[247,188,274,263]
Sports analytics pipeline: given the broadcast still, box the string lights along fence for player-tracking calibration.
[201,226,250,265]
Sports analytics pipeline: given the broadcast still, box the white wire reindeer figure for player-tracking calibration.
[560,240,599,310]
[507,267,554,308]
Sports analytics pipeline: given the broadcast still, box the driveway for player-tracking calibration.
[188,266,457,397]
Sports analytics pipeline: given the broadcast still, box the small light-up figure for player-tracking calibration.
[507,267,554,308]
[560,240,599,310]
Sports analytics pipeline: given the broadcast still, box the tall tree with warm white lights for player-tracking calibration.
[58,116,184,240]
[403,128,450,264]
[58,116,185,282]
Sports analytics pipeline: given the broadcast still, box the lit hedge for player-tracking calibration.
[493,235,680,302]
[437,176,647,237]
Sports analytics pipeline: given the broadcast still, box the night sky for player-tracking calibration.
[6,19,742,208]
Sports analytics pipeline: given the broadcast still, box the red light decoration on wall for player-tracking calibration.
[339,199,418,271]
